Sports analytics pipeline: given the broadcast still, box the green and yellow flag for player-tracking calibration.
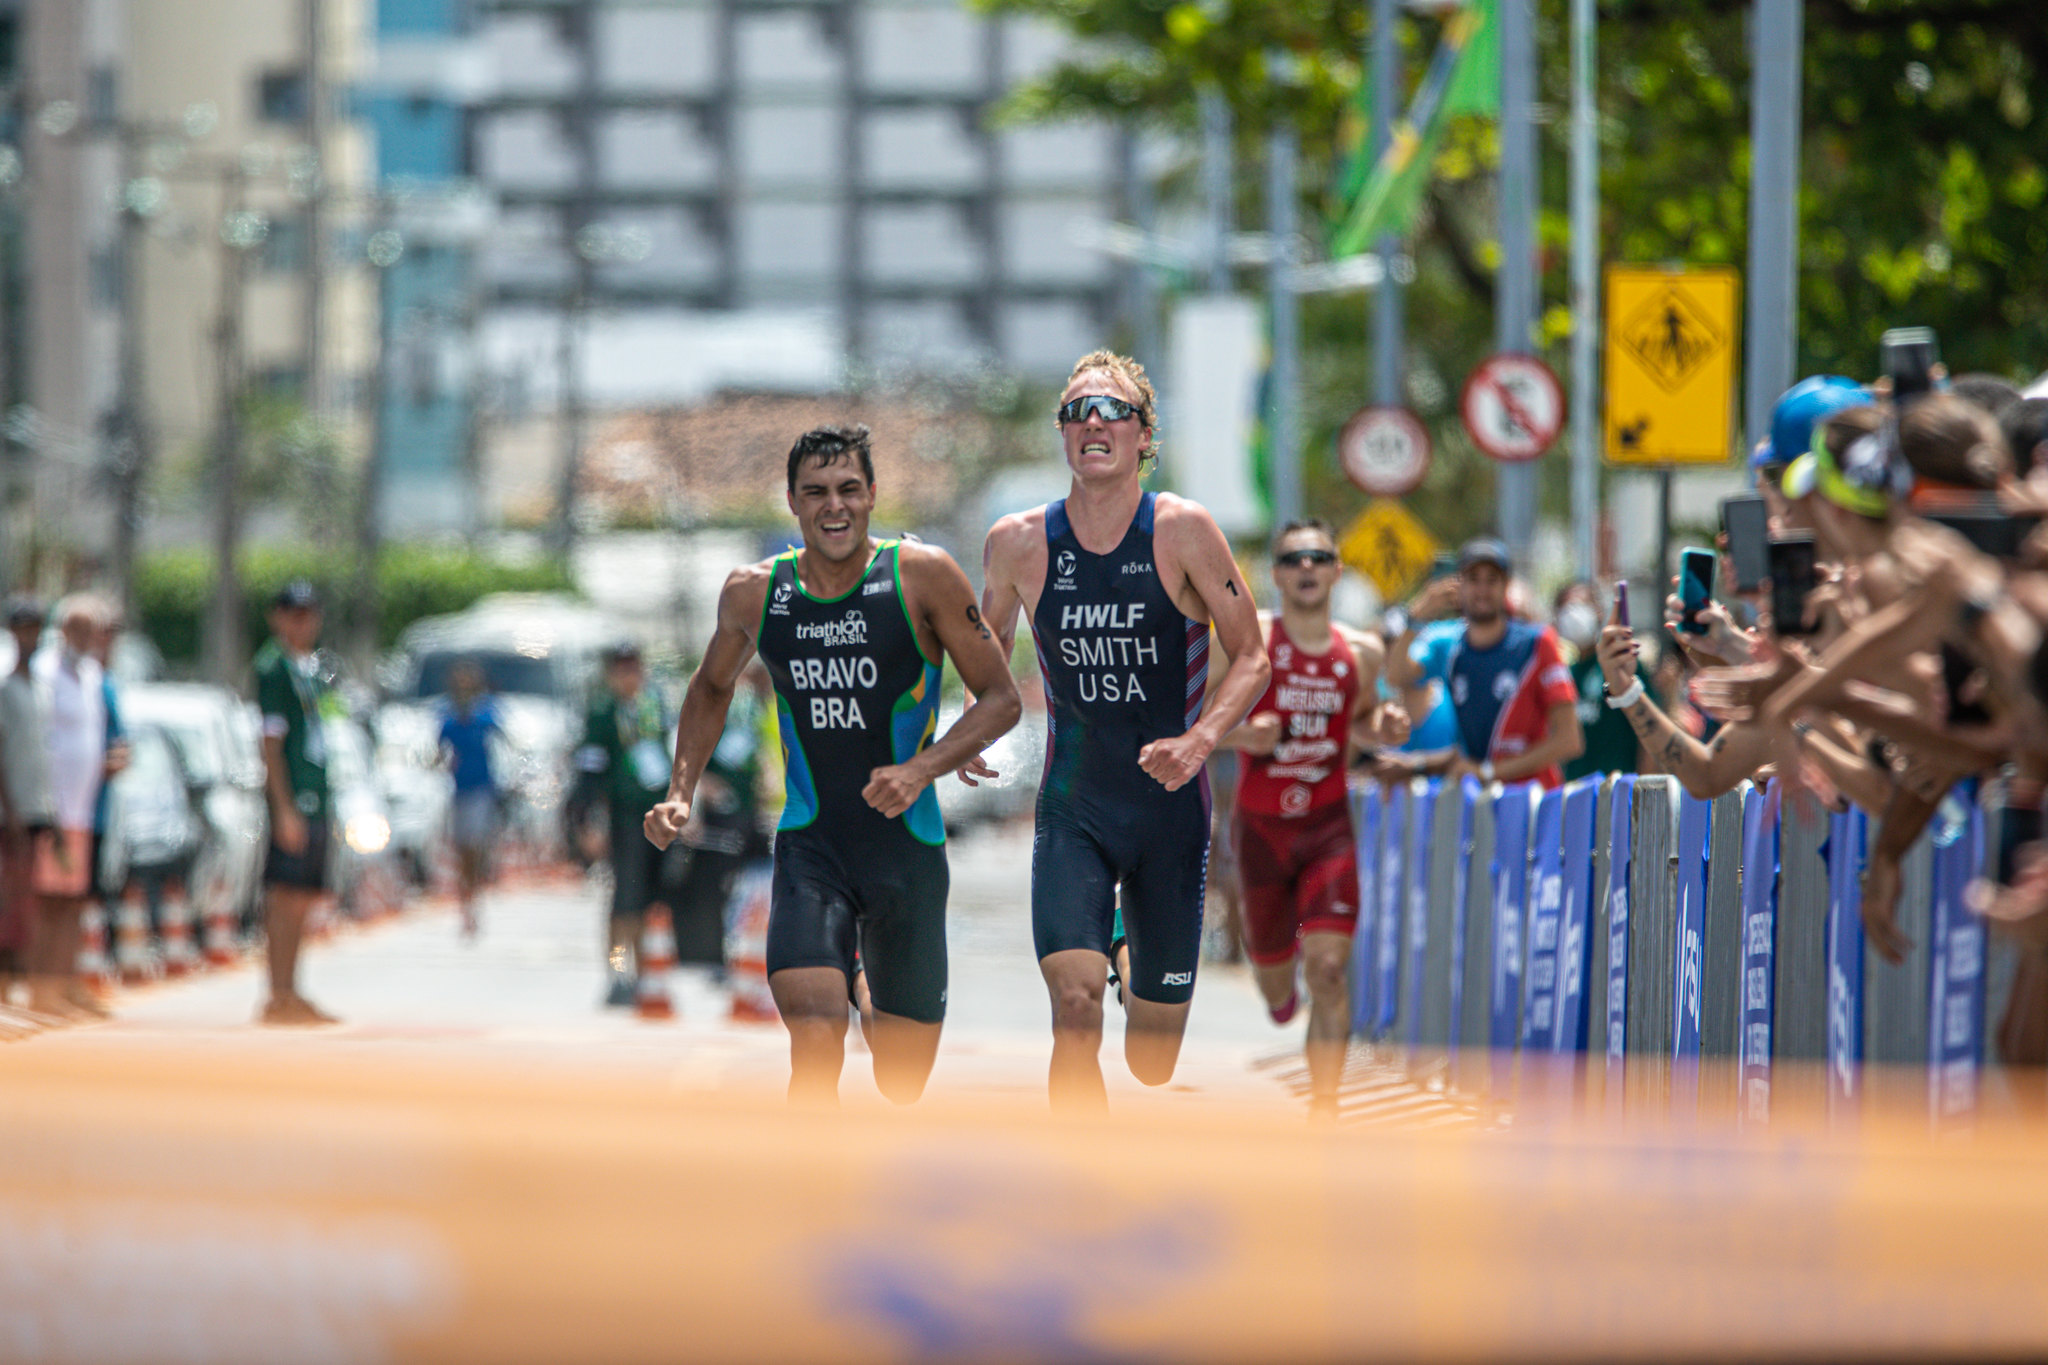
[1330,0,1499,258]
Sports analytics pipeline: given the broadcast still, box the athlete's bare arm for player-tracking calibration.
[1341,628,1409,752]
[1211,613,1280,756]
[957,510,1046,785]
[1146,495,1269,792]
[645,562,770,849]
[862,544,1023,818]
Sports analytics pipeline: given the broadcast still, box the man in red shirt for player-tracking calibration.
[1215,519,1406,1119]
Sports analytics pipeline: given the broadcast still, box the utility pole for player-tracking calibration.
[1494,0,1539,561]
[107,128,152,624]
[1199,92,1231,293]
[1266,118,1300,529]
[354,204,398,670]
[302,0,327,416]
[1745,0,1803,451]
[1369,0,1403,408]
[550,0,598,558]
[1567,0,1599,579]
[203,166,254,686]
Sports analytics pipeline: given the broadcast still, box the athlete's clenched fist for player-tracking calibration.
[643,798,691,850]
[863,763,932,818]
[1137,733,1212,792]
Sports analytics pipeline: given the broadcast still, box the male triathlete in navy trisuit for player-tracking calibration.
[970,351,1269,1110]
[647,425,1020,1107]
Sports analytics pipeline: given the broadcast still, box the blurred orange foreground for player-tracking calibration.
[0,1041,2045,1363]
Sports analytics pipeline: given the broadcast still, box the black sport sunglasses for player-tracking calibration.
[1275,548,1338,568]
[1057,394,1141,425]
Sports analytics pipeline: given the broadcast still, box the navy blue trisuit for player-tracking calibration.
[1030,492,1212,1005]
[753,541,950,1024]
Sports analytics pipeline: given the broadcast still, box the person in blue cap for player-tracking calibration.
[1751,376,1872,529]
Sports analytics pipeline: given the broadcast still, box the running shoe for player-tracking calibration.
[1268,990,1299,1026]
[603,974,636,1008]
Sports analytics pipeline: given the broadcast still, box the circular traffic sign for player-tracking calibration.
[1337,405,1432,498]
[1460,352,1565,463]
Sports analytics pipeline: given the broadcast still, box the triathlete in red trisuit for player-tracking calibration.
[1213,518,1408,1120]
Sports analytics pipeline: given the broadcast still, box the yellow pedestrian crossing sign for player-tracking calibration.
[1340,499,1440,601]
[1604,265,1740,464]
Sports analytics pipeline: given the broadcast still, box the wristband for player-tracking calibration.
[1479,760,1496,784]
[1605,679,1645,709]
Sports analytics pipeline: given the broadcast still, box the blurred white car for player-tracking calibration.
[118,683,269,932]
[933,700,1046,833]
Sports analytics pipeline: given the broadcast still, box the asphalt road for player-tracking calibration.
[34,821,1308,1114]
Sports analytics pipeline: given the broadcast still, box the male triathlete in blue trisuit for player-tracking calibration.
[969,351,1270,1110]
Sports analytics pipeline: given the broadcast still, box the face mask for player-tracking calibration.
[1556,601,1600,650]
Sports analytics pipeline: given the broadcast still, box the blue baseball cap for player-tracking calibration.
[1754,375,1872,472]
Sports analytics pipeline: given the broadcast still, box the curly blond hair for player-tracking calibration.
[1066,350,1158,432]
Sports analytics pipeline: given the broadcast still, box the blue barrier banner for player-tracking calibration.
[1551,777,1601,1053]
[1350,786,1380,1033]
[1405,780,1439,1046]
[1520,788,1566,1049]
[1825,807,1867,1111]
[1928,787,1986,1119]
[1446,776,1480,1051]
[1605,775,1637,1069]
[1672,793,1712,1060]
[1489,784,1534,1050]
[1738,783,1781,1123]
[1376,782,1406,1033]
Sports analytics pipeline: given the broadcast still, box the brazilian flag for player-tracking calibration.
[1330,0,1500,258]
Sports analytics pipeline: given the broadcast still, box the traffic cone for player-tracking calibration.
[158,879,200,977]
[725,863,778,1024]
[77,902,116,993]
[114,887,160,985]
[634,905,677,1020]
[200,883,238,966]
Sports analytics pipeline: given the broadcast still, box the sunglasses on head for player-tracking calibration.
[1057,394,1141,425]
[1275,548,1337,568]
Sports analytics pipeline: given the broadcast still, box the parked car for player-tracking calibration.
[324,714,406,920]
[118,683,269,934]
[101,723,205,925]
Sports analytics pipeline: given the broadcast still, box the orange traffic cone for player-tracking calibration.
[200,884,238,966]
[77,902,116,993]
[114,887,160,986]
[159,879,200,977]
[725,864,778,1024]
[635,906,678,1020]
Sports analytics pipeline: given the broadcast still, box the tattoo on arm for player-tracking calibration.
[1226,580,1239,597]
[965,604,991,641]
[1660,734,1689,772]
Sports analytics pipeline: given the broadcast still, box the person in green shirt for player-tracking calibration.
[251,579,337,1026]
[1554,580,1649,782]
[572,640,673,1006]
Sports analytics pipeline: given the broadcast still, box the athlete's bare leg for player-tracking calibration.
[770,966,850,1107]
[1042,948,1110,1111]
[1252,954,1298,1017]
[1106,939,1194,1087]
[1299,931,1353,1114]
[867,1011,942,1104]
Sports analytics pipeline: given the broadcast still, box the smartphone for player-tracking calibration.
[1430,552,1457,580]
[1881,326,1942,405]
[1614,581,1630,627]
[1678,548,1716,634]
[1766,535,1820,636]
[1925,508,2042,561]
[1721,493,1771,593]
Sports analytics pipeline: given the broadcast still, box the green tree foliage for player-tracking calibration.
[135,545,574,668]
[980,0,2045,544]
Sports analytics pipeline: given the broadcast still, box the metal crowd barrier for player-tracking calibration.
[1348,773,2015,1119]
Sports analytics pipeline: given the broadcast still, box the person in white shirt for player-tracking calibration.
[0,598,49,1008]
[27,597,117,1019]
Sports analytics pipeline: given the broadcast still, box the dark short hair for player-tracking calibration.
[2000,398,2048,479]
[1898,393,2009,489]
[1950,373,2023,421]
[1273,517,1337,549]
[786,424,874,492]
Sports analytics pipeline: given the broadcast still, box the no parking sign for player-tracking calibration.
[1461,353,1564,463]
